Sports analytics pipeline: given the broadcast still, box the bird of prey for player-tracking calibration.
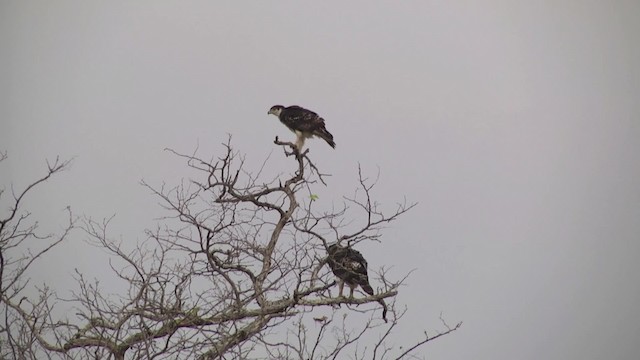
[326,243,388,322]
[327,243,374,298]
[267,105,336,151]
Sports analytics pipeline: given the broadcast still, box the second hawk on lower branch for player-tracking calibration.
[326,243,388,322]
[268,105,336,151]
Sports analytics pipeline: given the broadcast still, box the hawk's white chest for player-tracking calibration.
[294,129,314,139]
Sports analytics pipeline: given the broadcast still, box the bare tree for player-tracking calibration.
[0,152,76,359]
[0,139,461,360]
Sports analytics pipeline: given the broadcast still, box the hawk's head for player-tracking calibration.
[327,243,342,256]
[268,105,285,117]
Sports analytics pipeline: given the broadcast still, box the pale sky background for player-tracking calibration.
[2,1,640,359]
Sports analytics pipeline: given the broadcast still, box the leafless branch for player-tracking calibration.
[1,140,459,359]
[0,155,76,359]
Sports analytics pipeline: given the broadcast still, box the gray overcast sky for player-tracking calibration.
[2,1,640,359]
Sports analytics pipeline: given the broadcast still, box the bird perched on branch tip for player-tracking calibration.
[268,105,336,151]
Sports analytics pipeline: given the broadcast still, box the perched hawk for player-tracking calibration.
[327,243,374,298]
[326,243,388,322]
[267,105,336,150]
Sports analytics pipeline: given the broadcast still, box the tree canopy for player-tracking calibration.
[0,140,460,359]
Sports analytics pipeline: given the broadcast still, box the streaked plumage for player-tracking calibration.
[326,243,388,322]
[327,243,373,298]
[268,105,336,150]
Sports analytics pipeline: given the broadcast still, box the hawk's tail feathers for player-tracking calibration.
[361,283,374,296]
[361,283,387,322]
[379,299,388,323]
[316,129,336,149]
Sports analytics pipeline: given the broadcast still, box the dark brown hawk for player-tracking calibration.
[326,243,388,322]
[268,105,336,150]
